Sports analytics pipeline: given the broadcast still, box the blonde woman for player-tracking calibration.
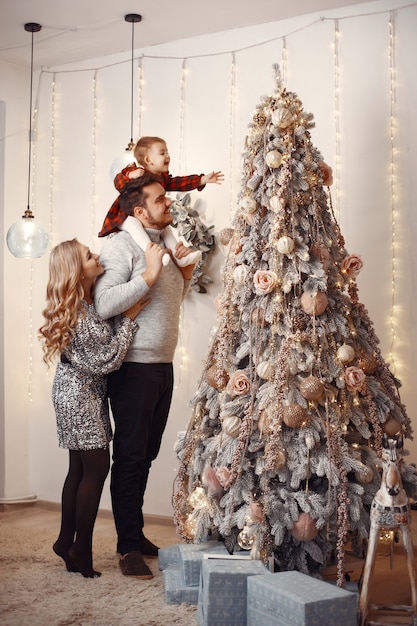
[39,239,149,578]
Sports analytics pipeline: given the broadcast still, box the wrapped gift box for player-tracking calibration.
[158,543,180,570]
[197,557,268,626]
[247,571,358,626]
[163,564,199,605]
[179,540,229,586]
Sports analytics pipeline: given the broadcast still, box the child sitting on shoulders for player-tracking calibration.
[99,136,223,267]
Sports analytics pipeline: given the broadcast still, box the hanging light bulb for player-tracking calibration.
[6,23,49,259]
[109,13,142,181]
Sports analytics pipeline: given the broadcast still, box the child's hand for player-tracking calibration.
[128,166,145,180]
[201,171,224,185]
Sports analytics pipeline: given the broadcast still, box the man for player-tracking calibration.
[95,172,195,578]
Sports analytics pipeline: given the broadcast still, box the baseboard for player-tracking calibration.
[32,499,176,527]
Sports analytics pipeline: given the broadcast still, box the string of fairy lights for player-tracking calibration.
[332,19,342,225]
[388,11,398,376]
[91,70,98,244]
[20,3,415,405]
[229,52,236,220]
[175,58,189,387]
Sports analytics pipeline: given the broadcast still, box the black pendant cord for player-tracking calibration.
[124,14,142,148]
[129,20,134,144]
[27,30,34,211]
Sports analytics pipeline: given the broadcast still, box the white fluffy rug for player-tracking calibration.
[0,524,197,626]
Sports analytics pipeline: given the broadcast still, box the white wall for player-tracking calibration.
[2,0,417,515]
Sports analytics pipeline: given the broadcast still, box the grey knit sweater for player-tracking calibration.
[95,229,189,363]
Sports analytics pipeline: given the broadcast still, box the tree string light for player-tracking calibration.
[28,72,43,402]
[333,19,342,224]
[175,58,189,386]
[281,36,287,85]
[38,5,416,76]
[388,10,399,375]
[48,73,57,239]
[229,52,236,218]
[137,56,143,138]
[178,59,187,176]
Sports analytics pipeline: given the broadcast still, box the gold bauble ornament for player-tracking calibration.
[283,404,308,428]
[300,291,328,316]
[269,195,280,212]
[271,105,294,129]
[292,313,308,331]
[256,360,275,380]
[300,376,324,401]
[257,409,272,435]
[233,264,249,285]
[239,196,257,213]
[222,415,241,438]
[205,364,229,390]
[358,352,378,374]
[276,235,295,255]
[337,344,355,364]
[265,150,283,168]
[383,416,401,436]
[237,526,255,550]
[274,448,287,471]
[291,512,318,542]
[355,464,374,484]
[218,227,234,246]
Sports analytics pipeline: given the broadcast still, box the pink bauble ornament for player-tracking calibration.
[249,501,264,524]
[310,243,331,271]
[291,512,318,542]
[300,291,328,316]
[300,376,324,401]
[283,404,308,428]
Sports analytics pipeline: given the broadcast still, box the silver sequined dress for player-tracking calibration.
[52,301,137,450]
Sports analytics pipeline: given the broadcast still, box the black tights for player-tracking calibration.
[53,448,110,578]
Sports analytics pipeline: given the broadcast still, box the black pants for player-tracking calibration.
[108,361,173,555]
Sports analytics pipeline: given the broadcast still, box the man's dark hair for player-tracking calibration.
[119,172,163,216]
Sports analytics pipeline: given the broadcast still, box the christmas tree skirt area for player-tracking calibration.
[159,522,417,626]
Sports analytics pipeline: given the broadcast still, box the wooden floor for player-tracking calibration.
[0,500,178,546]
[1,501,416,625]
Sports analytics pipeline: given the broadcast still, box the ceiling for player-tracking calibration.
[0,0,372,69]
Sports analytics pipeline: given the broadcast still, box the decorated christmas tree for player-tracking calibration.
[172,66,417,585]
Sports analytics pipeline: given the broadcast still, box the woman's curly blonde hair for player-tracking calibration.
[39,239,85,366]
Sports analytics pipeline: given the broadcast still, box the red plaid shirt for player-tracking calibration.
[98,165,205,237]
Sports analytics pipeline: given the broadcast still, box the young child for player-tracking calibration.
[99,136,223,267]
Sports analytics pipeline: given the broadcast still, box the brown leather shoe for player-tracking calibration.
[119,551,154,579]
[138,537,160,558]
